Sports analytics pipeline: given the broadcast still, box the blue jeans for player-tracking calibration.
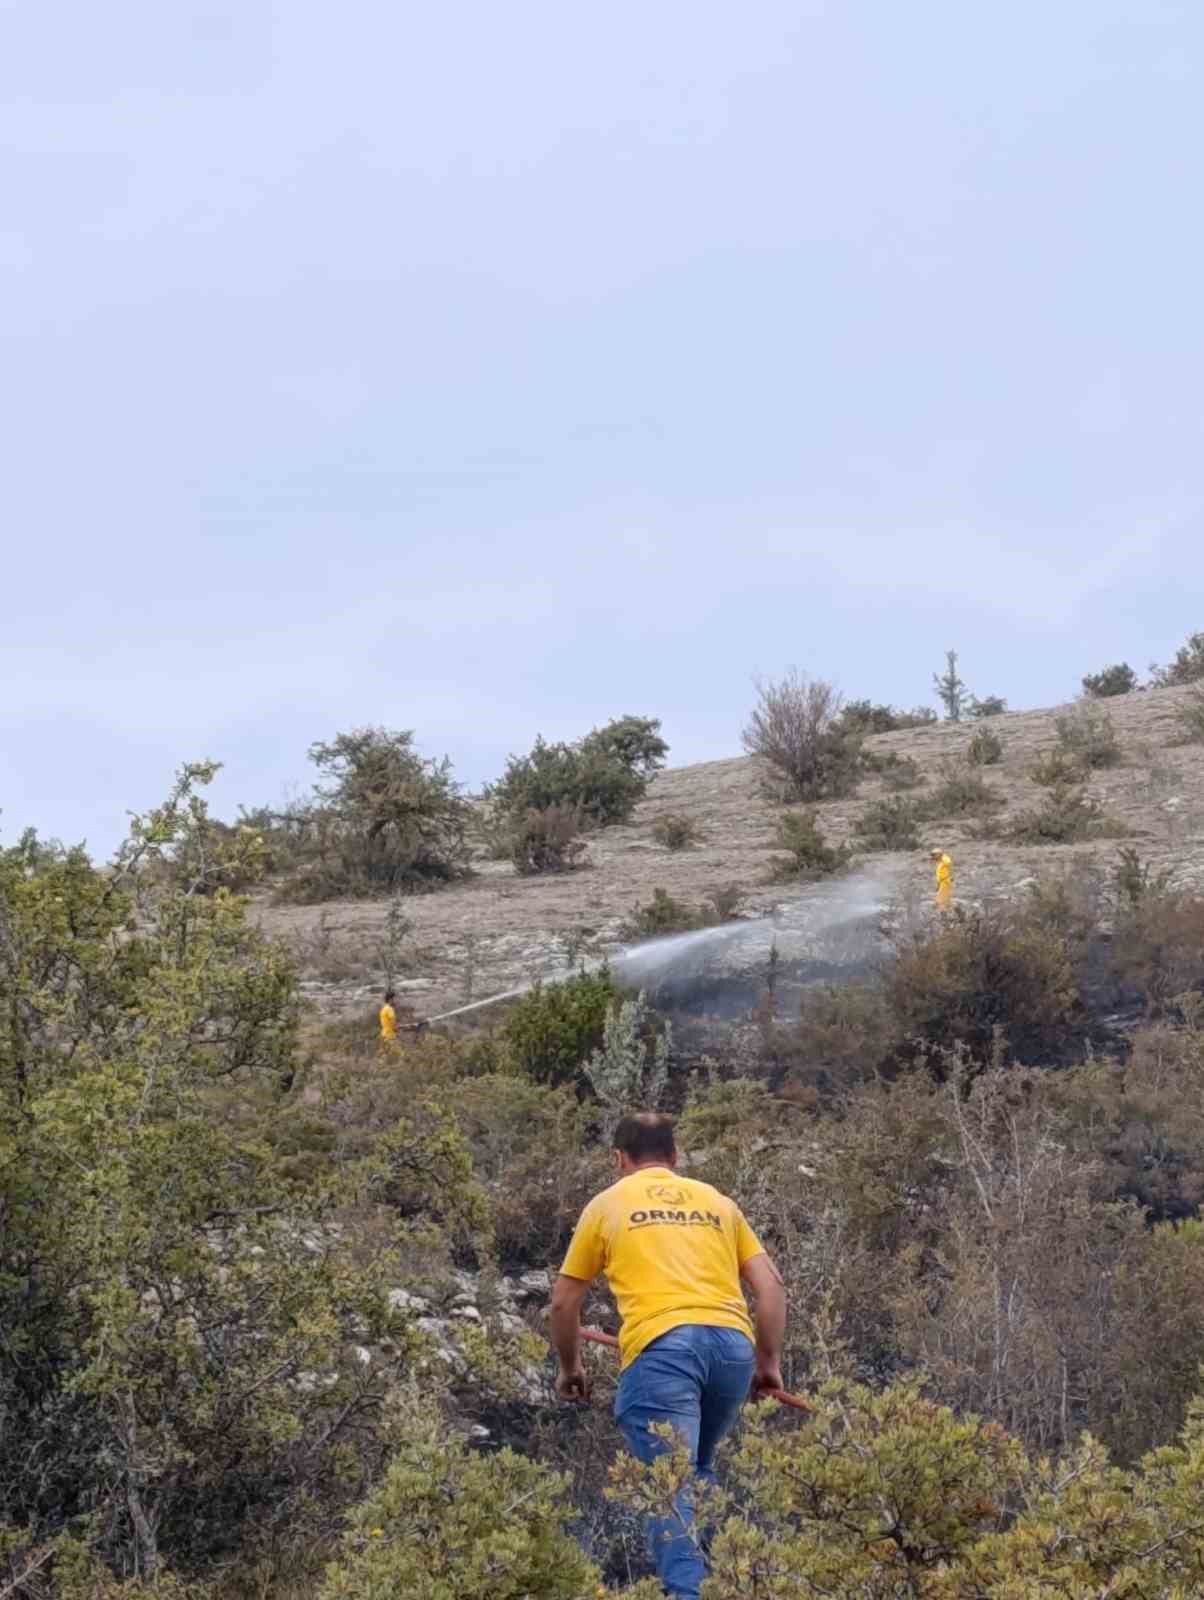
[614,1324,755,1600]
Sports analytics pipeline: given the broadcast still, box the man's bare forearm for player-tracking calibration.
[753,1280,786,1365]
[549,1274,589,1371]
[549,1299,582,1370]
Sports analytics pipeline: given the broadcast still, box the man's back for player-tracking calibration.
[560,1164,762,1367]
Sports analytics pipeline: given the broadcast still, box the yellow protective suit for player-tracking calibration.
[934,853,953,910]
[379,1002,397,1042]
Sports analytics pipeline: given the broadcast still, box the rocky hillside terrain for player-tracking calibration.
[259,682,1204,1026]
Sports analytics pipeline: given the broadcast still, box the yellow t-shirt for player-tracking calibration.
[379,1003,397,1042]
[935,854,953,889]
[560,1166,765,1368]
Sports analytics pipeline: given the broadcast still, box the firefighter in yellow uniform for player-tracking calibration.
[931,849,953,911]
[379,989,398,1043]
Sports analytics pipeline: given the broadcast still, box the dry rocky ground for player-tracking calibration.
[256,683,1204,1026]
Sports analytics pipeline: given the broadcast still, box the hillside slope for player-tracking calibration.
[257,683,1204,1022]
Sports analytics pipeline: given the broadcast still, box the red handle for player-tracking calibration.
[579,1326,810,1412]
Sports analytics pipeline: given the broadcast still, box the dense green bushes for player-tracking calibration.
[886,904,1084,1066]
[853,795,923,851]
[499,968,618,1087]
[253,727,471,901]
[1152,628,1204,685]
[487,716,667,831]
[838,699,937,734]
[1055,700,1121,768]
[16,745,1204,1598]
[622,884,743,937]
[0,768,495,1588]
[651,812,701,850]
[767,810,852,880]
[1083,661,1139,697]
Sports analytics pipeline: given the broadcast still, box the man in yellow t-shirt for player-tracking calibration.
[378,989,398,1043]
[551,1111,786,1600]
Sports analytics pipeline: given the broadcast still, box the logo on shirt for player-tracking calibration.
[628,1207,723,1229]
[645,1182,688,1207]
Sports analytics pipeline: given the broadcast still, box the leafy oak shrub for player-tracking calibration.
[1056,700,1122,768]
[1175,686,1204,743]
[925,757,1004,816]
[767,811,852,881]
[875,753,926,791]
[837,700,937,735]
[1110,885,1204,1015]
[275,727,472,901]
[1029,747,1084,787]
[968,693,1008,718]
[966,724,1004,766]
[622,885,744,938]
[783,981,896,1098]
[450,1075,604,1269]
[885,904,1086,1065]
[500,968,617,1088]
[509,802,586,875]
[853,796,922,851]
[487,716,667,833]
[0,769,492,1586]
[742,671,863,802]
[1083,661,1139,697]
[318,1422,600,1600]
[651,812,701,850]
[1008,780,1128,845]
[1152,628,1204,686]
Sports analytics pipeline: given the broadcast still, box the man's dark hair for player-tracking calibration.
[383,988,396,1003]
[613,1111,676,1163]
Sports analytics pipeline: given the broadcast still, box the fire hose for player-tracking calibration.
[580,1325,811,1413]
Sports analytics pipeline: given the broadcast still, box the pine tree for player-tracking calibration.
[934,649,969,722]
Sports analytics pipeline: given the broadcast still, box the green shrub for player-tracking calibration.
[966,725,1004,766]
[886,904,1085,1064]
[487,716,667,834]
[1112,846,1173,910]
[784,982,896,1097]
[1152,629,1204,686]
[925,757,1004,816]
[318,1422,599,1600]
[704,883,745,923]
[742,670,863,802]
[1175,686,1204,744]
[1056,701,1122,768]
[838,700,937,735]
[583,712,669,777]
[275,728,471,901]
[584,991,672,1139]
[853,796,923,851]
[1082,661,1139,697]
[624,887,699,937]
[500,968,617,1087]
[0,767,481,1581]
[872,753,926,791]
[651,812,701,850]
[1111,886,1204,1015]
[450,1074,602,1268]
[767,811,852,880]
[509,802,586,875]
[1029,747,1083,787]
[1008,781,1127,845]
[968,693,1008,718]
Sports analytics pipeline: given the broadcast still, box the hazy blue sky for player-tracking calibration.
[3,1,1203,855]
